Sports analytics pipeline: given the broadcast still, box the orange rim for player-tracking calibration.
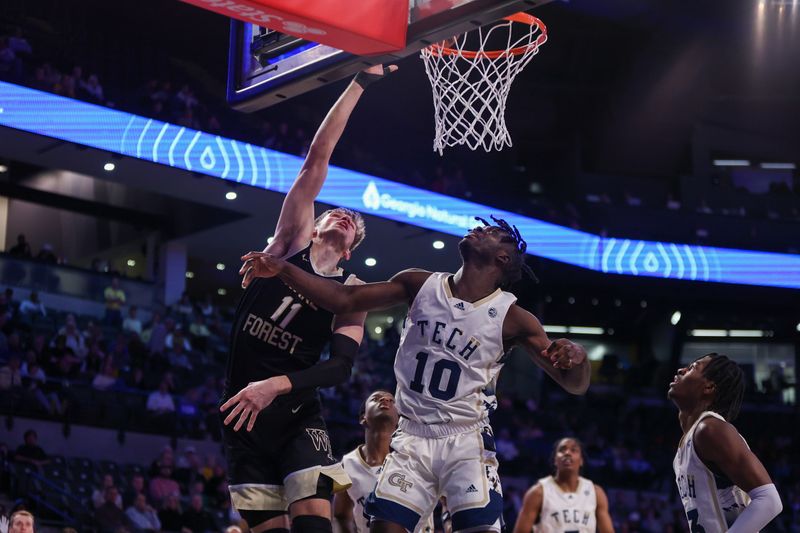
[427,12,547,59]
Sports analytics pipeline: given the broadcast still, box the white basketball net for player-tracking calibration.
[420,15,547,154]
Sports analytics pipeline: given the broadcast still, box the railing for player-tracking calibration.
[0,253,157,308]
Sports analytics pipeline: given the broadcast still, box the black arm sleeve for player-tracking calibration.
[286,333,359,391]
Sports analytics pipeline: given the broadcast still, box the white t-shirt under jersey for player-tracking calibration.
[534,476,597,533]
[341,446,433,533]
[394,272,517,426]
[673,411,751,532]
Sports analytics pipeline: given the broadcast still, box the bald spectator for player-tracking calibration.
[92,473,122,509]
[181,493,213,533]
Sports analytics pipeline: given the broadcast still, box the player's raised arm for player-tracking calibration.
[693,418,782,532]
[240,251,431,314]
[503,304,590,395]
[266,64,397,258]
[595,485,615,533]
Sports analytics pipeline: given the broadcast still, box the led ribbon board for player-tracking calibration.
[1,80,798,289]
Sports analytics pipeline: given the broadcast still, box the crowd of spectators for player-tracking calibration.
[1,272,798,531]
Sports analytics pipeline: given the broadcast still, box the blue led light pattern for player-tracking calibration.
[1,80,798,289]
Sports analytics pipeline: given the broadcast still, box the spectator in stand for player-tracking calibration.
[146,379,176,432]
[125,493,161,532]
[93,473,123,509]
[188,314,210,352]
[21,359,60,415]
[165,324,191,352]
[36,243,57,263]
[7,510,35,533]
[57,314,87,359]
[82,341,105,378]
[8,27,33,57]
[123,473,147,507]
[122,305,143,336]
[13,429,49,469]
[18,291,46,320]
[0,314,10,358]
[0,37,21,80]
[0,354,23,390]
[95,486,130,532]
[104,277,126,327]
[92,356,120,390]
[158,494,183,531]
[79,74,104,103]
[174,292,193,320]
[198,294,215,317]
[7,234,32,258]
[143,312,167,355]
[181,493,214,533]
[167,340,192,370]
[149,462,180,507]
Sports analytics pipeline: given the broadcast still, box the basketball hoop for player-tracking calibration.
[420,13,547,154]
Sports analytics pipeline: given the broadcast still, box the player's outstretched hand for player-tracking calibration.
[0,514,9,533]
[353,64,399,89]
[239,251,284,289]
[220,377,283,432]
[542,339,586,370]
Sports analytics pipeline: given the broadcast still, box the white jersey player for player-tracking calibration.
[335,390,436,533]
[668,353,782,532]
[513,438,614,533]
[239,215,591,533]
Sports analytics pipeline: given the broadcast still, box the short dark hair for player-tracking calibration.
[697,352,745,422]
[315,207,366,251]
[549,437,585,474]
[358,389,393,420]
[24,429,36,440]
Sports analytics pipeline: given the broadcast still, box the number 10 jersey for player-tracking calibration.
[394,272,517,427]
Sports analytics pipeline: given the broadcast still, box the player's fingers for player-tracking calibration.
[240,251,265,261]
[223,401,245,425]
[238,260,253,275]
[247,409,260,432]
[234,408,251,432]
[220,392,241,412]
[386,64,399,73]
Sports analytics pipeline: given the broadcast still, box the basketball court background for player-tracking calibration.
[0,0,797,530]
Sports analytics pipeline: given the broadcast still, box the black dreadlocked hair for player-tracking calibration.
[695,352,745,422]
[474,215,538,287]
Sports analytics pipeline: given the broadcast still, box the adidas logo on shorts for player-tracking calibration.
[466,484,478,493]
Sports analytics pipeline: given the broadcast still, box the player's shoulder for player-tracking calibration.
[693,414,743,456]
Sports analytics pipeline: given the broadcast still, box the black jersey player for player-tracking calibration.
[219,64,396,533]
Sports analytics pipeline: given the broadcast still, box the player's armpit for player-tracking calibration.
[512,483,543,533]
[693,418,773,492]
[594,485,615,533]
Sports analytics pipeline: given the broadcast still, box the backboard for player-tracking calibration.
[227,0,554,112]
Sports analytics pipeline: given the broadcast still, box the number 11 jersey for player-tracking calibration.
[224,245,351,399]
[394,272,517,426]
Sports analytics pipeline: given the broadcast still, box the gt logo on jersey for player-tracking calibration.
[388,473,413,493]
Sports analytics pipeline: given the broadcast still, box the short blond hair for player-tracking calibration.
[314,207,366,251]
[10,510,35,529]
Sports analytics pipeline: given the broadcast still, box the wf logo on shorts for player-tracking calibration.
[305,429,332,454]
[388,473,413,493]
